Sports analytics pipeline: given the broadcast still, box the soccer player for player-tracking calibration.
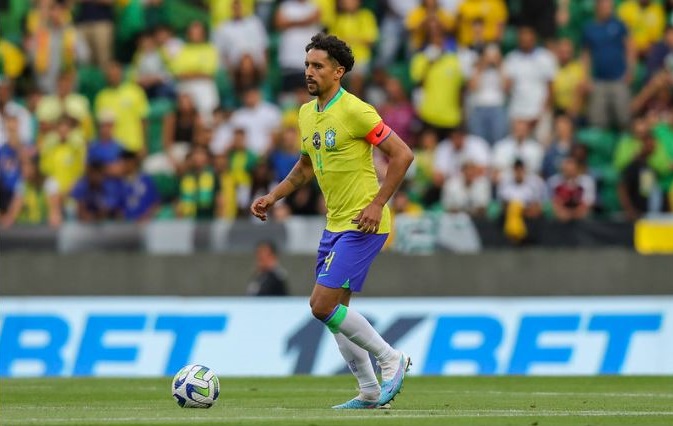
[251,33,414,409]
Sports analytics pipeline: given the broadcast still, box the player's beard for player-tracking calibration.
[306,80,319,96]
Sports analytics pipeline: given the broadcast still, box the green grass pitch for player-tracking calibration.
[1,376,672,425]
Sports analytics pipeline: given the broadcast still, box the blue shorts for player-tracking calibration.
[315,230,388,292]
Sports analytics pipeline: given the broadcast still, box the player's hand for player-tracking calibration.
[353,203,383,234]
[250,194,276,221]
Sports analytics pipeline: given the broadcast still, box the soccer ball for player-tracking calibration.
[171,364,220,408]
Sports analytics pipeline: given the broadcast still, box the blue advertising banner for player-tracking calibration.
[0,297,670,377]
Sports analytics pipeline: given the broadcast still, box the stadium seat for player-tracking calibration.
[215,69,236,109]
[155,204,177,220]
[500,26,519,54]
[150,173,180,204]
[76,65,107,105]
[0,0,30,45]
[265,32,282,100]
[598,184,622,216]
[631,61,647,92]
[486,201,503,221]
[164,0,209,34]
[577,128,617,161]
[388,62,412,93]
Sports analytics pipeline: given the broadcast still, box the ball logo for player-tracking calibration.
[325,129,337,151]
[312,131,321,150]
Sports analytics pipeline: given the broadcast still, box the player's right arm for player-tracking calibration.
[250,153,314,221]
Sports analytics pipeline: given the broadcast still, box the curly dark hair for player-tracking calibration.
[305,33,355,73]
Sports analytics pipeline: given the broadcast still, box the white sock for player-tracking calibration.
[337,308,398,368]
[334,333,380,400]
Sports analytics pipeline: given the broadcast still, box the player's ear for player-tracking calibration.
[334,65,345,81]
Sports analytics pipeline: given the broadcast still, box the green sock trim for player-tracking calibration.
[324,304,348,334]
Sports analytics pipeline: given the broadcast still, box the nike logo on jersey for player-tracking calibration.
[318,273,329,278]
[302,137,308,142]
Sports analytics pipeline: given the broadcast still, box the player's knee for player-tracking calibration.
[309,299,335,321]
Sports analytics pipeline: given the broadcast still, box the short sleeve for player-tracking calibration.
[300,138,310,156]
[410,52,430,83]
[350,101,391,145]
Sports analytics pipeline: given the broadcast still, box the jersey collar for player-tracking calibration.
[315,87,345,112]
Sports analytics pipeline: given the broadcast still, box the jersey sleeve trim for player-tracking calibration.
[365,121,392,146]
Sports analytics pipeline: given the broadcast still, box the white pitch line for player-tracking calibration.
[4,410,673,424]
[457,390,673,398]
[186,387,673,399]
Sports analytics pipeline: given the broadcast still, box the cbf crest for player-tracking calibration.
[325,128,337,151]
[312,131,321,150]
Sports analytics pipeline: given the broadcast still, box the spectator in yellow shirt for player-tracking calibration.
[209,0,255,27]
[313,0,337,28]
[95,61,149,154]
[457,0,508,47]
[410,17,464,136]
[329,0,379,97]
[406,0,455,52]
[39,116,86,196]
[0,38,25,80]
[170,20,220,121]
[553,38,586,119]
[618,0,665,56]
[36,71,95,141]
[16,156,63,228]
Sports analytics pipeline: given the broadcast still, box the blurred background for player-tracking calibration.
[0,0,672,378]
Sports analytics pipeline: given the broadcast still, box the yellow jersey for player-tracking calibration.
[410,52,463,128]
[329,9,378,64]
[618,0,665,52]
[94,82,149,153]
[298,88,392,234]
[0,39,25,79]
[554,60,585,112]
[208,0,255,26]
[457,0,507,46]
[39,131,86,195]
[170,43,219,77]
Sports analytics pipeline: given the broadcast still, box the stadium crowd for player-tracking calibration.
[1,0,673,238]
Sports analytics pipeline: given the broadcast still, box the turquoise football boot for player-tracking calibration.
[378,353,411,405]
[332,397,380,409]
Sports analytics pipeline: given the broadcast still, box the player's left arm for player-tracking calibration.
[356,130,414,233]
